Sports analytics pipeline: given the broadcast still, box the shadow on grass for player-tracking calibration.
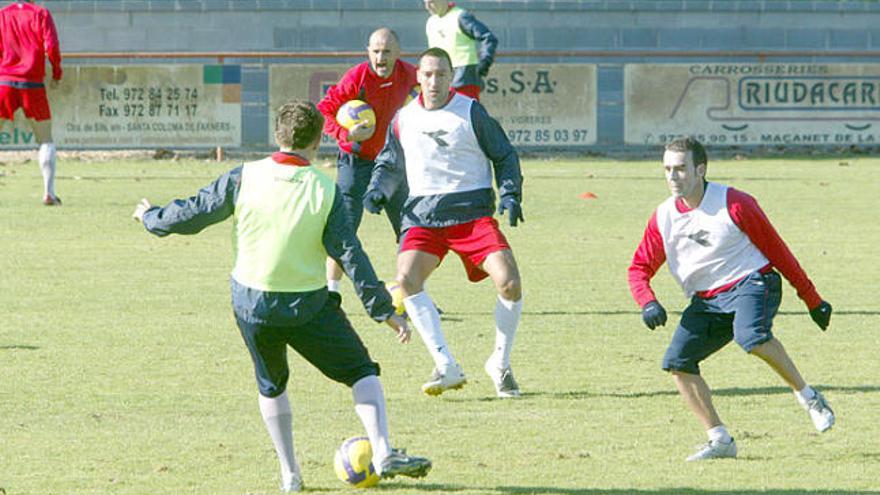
[523,384,880,400]
[377,484,880,494]
[0,344,39,350]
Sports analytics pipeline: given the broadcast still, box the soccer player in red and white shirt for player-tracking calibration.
[317,28,418,293]
[365,47,524,399]
[628,137,835,461]
[0,0,63,205]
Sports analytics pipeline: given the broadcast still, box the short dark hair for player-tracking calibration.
[418,47,453,72]
[665,137,708,170]
[273,100,324,150]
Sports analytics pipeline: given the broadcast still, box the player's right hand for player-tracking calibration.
[347,121,375,142]
[641,300,667,330]
[385,314,411,344]
[363,190,387,214]
[809,301,832,331]
[48,78,60,90]
[132,198,152,223]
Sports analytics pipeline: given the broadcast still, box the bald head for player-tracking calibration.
[367,28,401,79]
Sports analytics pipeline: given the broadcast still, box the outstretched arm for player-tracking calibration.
[137,167,241,236]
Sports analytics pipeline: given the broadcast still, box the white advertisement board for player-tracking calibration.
[0,64,241,149]
[626,63,880,146]
[269,63,597,149]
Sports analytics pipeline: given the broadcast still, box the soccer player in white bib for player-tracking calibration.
[364,47,524,398]
[628,137,835,461]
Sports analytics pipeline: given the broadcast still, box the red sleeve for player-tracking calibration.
[628,210,666,307]
[727,188,822,309]
[41,10,62,80]
[316,65,364,144]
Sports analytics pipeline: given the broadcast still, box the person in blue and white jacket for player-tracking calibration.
[364,47,524,399]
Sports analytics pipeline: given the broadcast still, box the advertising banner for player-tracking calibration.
[0,64,241,149]
[625,63,880,146]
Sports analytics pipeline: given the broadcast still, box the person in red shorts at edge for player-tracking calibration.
[0,0,63,205]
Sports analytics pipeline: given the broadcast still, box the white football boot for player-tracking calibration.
[421,362,467,396]
[686,438,737,461]
[484,360,521,398]
[803,390,835,433]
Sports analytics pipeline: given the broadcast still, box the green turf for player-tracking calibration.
[0,155,877,494]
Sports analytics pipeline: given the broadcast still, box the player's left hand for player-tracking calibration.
[132,198,152,223]
[498,197,524,227]
[48,78,60,90]
[809,301,832,331]
[385,314,411,344]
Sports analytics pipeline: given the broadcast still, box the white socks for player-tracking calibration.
[795,385,817,406]
[403,291,455,369]
[327,279,340,293]
[707,425,732,444]
[351,375,392,472]
[258,392,301,487]
[487,295,522,370]
[38,142,57,197]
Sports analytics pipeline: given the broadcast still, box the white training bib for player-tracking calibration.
[656,182,768,296]
[396,93,492,197]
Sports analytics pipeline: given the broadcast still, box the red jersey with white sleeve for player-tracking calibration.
[317,59,417,161]
[628,184,822,310]
[0,1,62,83]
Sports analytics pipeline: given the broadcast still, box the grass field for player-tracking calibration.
[1,154,878,495]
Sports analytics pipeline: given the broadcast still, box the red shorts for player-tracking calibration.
[0,85,51,121]
[400,217,510,282]
[454,85,481,100]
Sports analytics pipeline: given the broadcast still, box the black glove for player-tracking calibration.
[809,301,832,331]
[641,301,667,330]
[363,190,387,214]
[477,61,490,77]
[497,197,524,227]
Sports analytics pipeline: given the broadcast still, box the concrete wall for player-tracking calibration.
[45,0,880,149]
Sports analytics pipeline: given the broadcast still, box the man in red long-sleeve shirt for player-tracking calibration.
[317,27,418,293]
[0,0,62,205]
[628,137,835,461]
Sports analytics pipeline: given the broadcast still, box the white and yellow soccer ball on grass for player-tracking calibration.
[334,436,380,488]
[336,100,376,131]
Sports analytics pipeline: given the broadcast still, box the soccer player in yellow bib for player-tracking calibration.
[424,0,497,100]
[133,100,431,492]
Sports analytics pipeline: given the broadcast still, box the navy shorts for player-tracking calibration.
[662,270,782,375]
[235,292,380,397]
[336,150,406,240]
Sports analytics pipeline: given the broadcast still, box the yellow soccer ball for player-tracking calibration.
[333,436,380,488]
[388,283,406,316]
[336,100,376,131]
